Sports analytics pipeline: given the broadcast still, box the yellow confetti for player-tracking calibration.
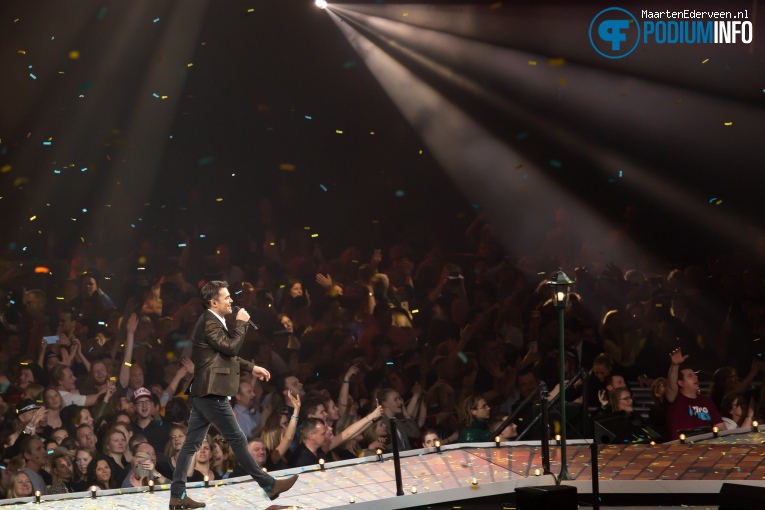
[29,215,37,221]
[716,199,723,205]
[247,8,254,13]
[370,131,375,135]
[18,50,26,55]
[69,50,80,60]
[403,12,408,17]
[702,58,709,64]
[187,63,193,67]
[724,121,732,126]
[548,58,566,67]
[161,95,168,99]
[216,198,223,202]
[311,233,319,238]
[279,163,296,171]
[528,61,537,66]
[1,165,11,173]
[335,129,343,134]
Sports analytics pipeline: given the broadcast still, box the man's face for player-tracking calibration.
[309,404,328,423]
[129,365,144,390]
[237,382,256,408]
[212,288,233,316]
[58,312,75,335]
[249,441,267,465]
[285,376,304,397]
[51,429,68,444]
[76,426,96,448]
[679,369,699,393]
[134,397,153,419]
[61,368,77,391]
[592,364,609,382]
[307,423,328,449]
[383,392,403,414]
[136,443,157,465]
[26,438,47,465]
[609,375,626,390]
[518,373,538,398]
[92,363,108,385]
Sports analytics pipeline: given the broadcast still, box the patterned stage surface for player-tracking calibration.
[4,427,765,509]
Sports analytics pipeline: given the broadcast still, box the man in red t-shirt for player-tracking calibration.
[664,348,725,440]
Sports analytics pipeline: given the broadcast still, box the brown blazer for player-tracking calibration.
[189,310,254,398]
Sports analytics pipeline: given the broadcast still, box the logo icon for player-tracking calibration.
[589,7,640,59]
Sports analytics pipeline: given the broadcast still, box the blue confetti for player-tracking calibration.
[153,18,160,23]
[82,208,87,213]
[81,167,88,172]
[198,156,214,166]
[394,189,405,197]
[29,73,36,79]
[320,184,328,192]
[130,224,136,228]
[549,159,562,168]
[54,170,60,174]
[153,93,160,98]
[709,197,717,203]
[618,170,623,177]
[305,115,312,120]
[199,234,206,238]
[43,141,51,146]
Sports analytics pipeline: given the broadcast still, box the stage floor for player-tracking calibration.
[3,428,764,509]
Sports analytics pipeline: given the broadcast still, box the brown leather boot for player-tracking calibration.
[266,474,298,501]
[169,495,206,510]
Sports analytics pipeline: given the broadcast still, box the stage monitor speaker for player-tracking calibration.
[719,482,765,510]
[515,485,577,510]
[594,411,662,444]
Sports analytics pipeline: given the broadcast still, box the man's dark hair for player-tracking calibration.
[300,417,325,441]
[300,392,326,421]
[200,280,228,309]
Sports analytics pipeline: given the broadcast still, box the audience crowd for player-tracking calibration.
[1,209,765,500]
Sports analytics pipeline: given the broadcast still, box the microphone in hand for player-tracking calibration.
[232,306,258,330]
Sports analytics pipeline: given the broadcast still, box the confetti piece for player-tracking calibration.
[394,190,405,198]
[153,93,160,98]
[187,63,193,67]
[29,216,37,221]
[319,184,328,192]
[403,12,408,17]
[17,50,26,55]
[549,58,566,67]
[311,233,319,238]
[247,8,254,13]
[702,58,709,63]
[29,73,37,79]
[342,60,357,69]
[549,159,562,168]
[528,61,537,66]
[215,198,223,202]
[335,129,343,134]
[153,18,160,23]
[716,199,723,205]
[198,156,214,166]
[305,115,312,120]
[724,122,732,126]
[709,197,717,203]
[1,165,11,173]
[279,163,295,171]
[69,50,80,60]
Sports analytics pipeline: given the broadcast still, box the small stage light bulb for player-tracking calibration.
[315,0,328,9]
[534,469,541,476]
[411,486,417,494]
[679,434,686,444]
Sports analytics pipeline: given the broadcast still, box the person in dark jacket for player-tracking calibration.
[457,395,492,443]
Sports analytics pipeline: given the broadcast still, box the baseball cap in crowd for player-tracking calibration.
[132,387,152,403]
[15,399,40,415]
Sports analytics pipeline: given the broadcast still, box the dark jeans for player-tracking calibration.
[171,396,274,498]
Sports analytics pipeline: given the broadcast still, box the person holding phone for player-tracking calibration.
[169,281,297,510]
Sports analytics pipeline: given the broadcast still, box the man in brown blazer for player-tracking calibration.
[169,281,297,510]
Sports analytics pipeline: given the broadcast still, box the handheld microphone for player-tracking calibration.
[232,306,258,330]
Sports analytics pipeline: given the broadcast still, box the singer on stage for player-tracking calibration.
[169,280,297,510]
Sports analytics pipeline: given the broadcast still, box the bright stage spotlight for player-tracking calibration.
[315,0,328,9]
